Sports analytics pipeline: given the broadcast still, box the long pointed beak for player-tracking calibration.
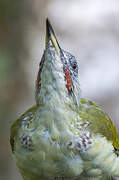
[45,18,61,56]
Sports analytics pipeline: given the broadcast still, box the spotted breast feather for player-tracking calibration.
[10,105,36,152]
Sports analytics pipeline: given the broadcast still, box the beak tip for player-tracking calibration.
[45,18,61,55]
[46,18,49,31]
[45,18,51,47]
[46,18,55,37]
[46,18,50,27]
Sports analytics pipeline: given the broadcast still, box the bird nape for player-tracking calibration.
[10,18,119,180]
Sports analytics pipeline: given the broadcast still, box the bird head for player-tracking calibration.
[36,19,80,108]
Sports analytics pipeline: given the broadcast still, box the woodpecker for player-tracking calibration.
[10,19,119,180]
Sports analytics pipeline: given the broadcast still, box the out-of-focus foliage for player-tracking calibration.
[0,1,34,180]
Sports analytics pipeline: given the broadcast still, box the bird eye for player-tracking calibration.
[72,63,77,70]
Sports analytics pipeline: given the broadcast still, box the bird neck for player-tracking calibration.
[35,89,80,140]
[36,82,73,112]
[35,73,81,121]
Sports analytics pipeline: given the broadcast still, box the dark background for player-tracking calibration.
[0,0,119,179]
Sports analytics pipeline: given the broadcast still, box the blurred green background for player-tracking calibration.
[1,0,119,179]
